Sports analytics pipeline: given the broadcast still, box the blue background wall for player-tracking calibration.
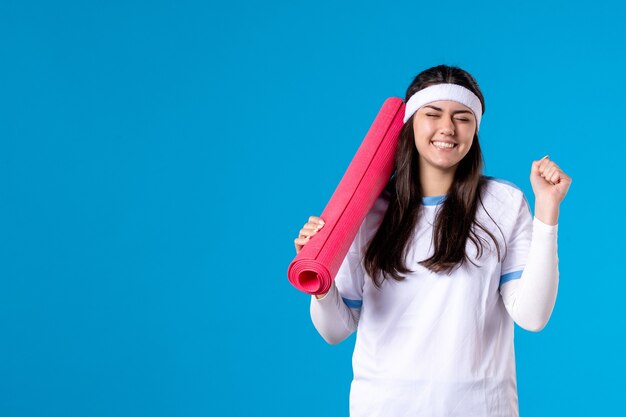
[1,0,624,415]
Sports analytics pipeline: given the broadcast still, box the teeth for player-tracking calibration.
[432,141,455,149]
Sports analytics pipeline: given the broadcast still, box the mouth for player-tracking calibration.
[431,140,458,150]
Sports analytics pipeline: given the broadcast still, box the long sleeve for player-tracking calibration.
[310,282,360,345]
[500,216,559,332]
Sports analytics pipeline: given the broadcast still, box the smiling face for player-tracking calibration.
[412,100,477,175]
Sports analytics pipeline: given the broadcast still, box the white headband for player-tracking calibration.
[403,83,483,132]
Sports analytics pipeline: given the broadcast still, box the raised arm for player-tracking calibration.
[501,155,571,332]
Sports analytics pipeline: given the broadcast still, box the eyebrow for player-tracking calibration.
[423,105,473,115]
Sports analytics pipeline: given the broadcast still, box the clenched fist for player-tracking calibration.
[530,155,572,206]
[530,155,572,225]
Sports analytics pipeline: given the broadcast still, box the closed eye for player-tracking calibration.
[427,113,469,122]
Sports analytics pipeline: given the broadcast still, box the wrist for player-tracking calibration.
[534,200,559,226]
[533,216,558,232]
[313,282,336,300]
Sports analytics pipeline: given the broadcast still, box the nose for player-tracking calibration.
[439,117,455,136]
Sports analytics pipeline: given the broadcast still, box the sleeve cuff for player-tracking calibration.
[311,282,337,304]
[533,216,558,235]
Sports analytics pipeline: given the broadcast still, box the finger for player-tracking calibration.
[549,170,561,184]
[549,163,563,181]
[300,223,326,236]
[294,239,304,254]
[304,220,325,231]
[538,157,552,174]
[308,216,326,225]
[294,236,310,245]
[301,224,318,232]
[531,155,549,174]
[309,222,325,230]
[544,161,562,178]
[542,164,557,180]
[558,171,573,185]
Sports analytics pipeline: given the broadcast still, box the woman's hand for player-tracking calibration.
[530,155,572,225]
[294,216,325,254]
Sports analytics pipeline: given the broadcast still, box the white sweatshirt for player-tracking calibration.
[309,177,558,417]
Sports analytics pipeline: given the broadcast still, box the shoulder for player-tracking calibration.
[481,175,530,211]
[479,176,532,232]
[371,186,392,219]
[351,187,392,251]
[366,187,391,231]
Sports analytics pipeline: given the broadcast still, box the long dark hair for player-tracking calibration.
[363,64,504,288]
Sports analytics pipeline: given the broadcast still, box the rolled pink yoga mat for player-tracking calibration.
[288,97,405,295]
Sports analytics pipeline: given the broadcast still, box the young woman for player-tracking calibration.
[293,64,572,417]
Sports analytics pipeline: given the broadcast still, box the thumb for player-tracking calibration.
[531,155,549,175]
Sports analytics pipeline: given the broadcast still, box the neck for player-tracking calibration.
[419,164,455,197]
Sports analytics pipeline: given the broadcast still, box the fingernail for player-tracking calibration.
[542,155,549,160]
[319,220,325,225]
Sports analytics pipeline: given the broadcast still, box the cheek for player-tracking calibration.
[413,133,431,151]
[460,137,475,154]
[412,117,436,134]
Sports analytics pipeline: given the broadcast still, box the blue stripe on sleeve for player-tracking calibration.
[500,270,523,286]
[342,297,363,309]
